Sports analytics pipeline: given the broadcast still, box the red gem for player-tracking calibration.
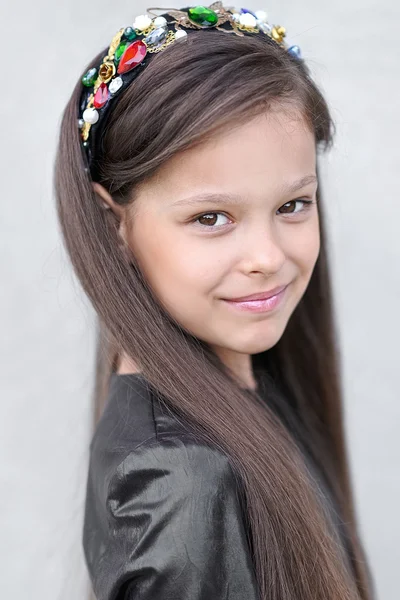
[93,83,109,108]
[117,40,147,74]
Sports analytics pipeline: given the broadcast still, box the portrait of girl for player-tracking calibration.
[53,3,379,600]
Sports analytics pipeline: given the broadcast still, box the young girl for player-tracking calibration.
[54,4,376,600]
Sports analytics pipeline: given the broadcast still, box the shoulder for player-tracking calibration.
[83,375,257,600]
[87,372,240,514]
[107,432,240,511]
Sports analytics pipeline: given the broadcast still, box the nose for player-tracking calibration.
[238,223,286,276]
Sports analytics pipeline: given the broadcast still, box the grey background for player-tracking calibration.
[1,1,398,599]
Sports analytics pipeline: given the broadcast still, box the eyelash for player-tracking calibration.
[190,199,316,230]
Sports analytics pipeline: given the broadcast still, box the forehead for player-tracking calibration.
[137,109,316,203]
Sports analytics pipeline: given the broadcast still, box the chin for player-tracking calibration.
[226,329,284,355]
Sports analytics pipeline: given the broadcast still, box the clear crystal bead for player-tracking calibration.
[109,77,123,94]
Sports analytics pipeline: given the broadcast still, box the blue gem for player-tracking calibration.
[288,45,302,60]
[240,8,257,18]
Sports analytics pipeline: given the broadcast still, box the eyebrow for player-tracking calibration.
[170,174,318,208]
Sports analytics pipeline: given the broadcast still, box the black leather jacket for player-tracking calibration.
[82,372,357,600]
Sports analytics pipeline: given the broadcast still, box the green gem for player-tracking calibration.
[188,6,218,27]
[115,42,129,63]
[123,27,137,41]
[82,67,97,87]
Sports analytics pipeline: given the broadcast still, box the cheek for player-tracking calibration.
[285,217,320,276]
[128,218,218,307]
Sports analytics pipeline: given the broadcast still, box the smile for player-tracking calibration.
[222,285,288,313]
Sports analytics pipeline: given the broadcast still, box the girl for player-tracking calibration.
[54,4,376,600]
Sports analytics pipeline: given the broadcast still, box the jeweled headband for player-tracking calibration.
[78,3,303,178]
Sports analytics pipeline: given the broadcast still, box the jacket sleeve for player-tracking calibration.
[83,434,259,600]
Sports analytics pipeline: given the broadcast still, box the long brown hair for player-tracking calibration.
[54,27,375,600]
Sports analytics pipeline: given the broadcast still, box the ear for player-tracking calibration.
[92,182,124,219]
[92,182,129,248]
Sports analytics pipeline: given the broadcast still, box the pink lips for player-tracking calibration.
[222,284,289,314]
[225,285,288,303]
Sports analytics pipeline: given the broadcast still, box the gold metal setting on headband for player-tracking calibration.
[78,3,302,171]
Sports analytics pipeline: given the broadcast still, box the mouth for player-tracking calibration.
[223,284,289,303]
[221,284,289,314]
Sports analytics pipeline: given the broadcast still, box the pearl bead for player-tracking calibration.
[153,16,167,28]
[255,10,268,23]
[175,29,187,40]
[133,15,152,31]
[82,107,99,124]
[239,13,257,28]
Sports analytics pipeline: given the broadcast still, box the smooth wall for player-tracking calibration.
[1,1,398,599]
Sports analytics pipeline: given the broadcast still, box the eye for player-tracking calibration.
[191,212,231,229]
[277,199,315,216]
[190,199,316,230]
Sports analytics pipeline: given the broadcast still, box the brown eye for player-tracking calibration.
[192,212,231,229]
[197,213,219,226]
[278,199,313,215]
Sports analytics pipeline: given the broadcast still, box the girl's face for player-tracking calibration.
[97,109,320,383]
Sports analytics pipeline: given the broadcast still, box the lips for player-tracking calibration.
[225,285,288,302]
